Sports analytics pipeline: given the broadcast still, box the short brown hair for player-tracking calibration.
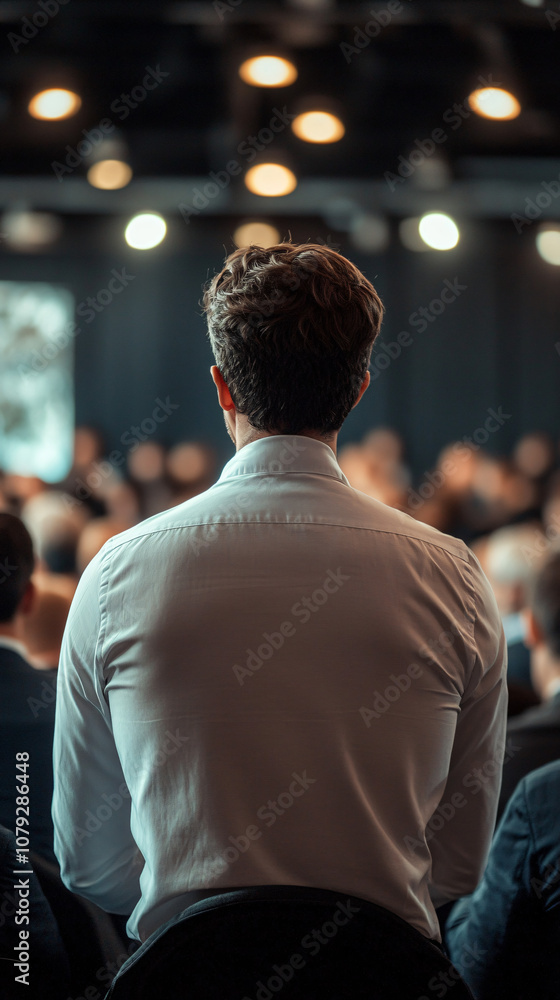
[0,513,35,623]
[202,242,383,436]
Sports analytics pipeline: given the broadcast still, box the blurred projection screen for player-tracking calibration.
[0,282,74,482]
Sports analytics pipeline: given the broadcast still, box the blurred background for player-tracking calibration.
[0,0,559,652]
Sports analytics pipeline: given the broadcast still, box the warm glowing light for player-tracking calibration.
[239,56,298,88]
[536,229,560,266]
[125,213,166,250]
[244,163,297,197]
[467,87,521,121]
[292,111,345,144]
[28,88,81,120]
[418,213,459,250]
[233,221,281,248]
[87,160,133,190]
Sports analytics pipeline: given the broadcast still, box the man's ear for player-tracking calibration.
[351,370,370,410]
[210,366,235,411]
[523,607,545,648]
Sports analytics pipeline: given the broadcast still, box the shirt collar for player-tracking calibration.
[217,435,351,486]
[0,636,30,660]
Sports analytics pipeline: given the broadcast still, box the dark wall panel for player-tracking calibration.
[2,220,559,479]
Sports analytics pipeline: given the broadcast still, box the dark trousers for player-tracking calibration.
[105,885,475,1000]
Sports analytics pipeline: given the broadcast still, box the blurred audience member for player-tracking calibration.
[0,513,56,862]
[362,427,406,470]
[409,435,551,542]
[466,456,521,535]
[2,474,45,510]
[467,532,538,722]
[339,427,409,508]
[500,464,541,526]
[59,425,108,518]
[498,551,560,817]
[0,825,70,1000]
[3,423,559,591]
[31,570,77,602]
[504,680,539,720]
[543,481,560,546]
[101,480,142,525]
[478,503,541,718]
[514,431,556,504]
[407,443,481,537]
[338,444,373,494]
[127,441,172,518]
[21,584,72,671]
[446,760,560,1000]
[76,516,130,575]
[470,534,490,576]
[486,523,545,690]
[21,490,88,579]
[166,441,217,504]
[72,425,105,471]
[0,478,9,514]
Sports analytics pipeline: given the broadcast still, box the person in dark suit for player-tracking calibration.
[0,824,70,1000]
[485,523,545,693]
[498,550,560,818]
[0,513,57,862]
[446,759,560,1000]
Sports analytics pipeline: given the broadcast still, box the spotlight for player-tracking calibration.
[536,227,560,266]
[292,111,345,144]
[87,160,133,190]
[244,164,297,197]
[239,56,297,88]
[28,88,81,120]
[418,213,459,251]
[233,221,281,248]
[467,87,521,121]
[125,213,166,250]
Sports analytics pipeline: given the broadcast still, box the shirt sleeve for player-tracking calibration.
[52,547,142,915]
[444,778,539,997]
[429,548,508,908]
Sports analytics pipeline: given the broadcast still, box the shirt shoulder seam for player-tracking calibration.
[104,519,469,562]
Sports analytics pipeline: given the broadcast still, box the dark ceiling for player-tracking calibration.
[0,0,559,220]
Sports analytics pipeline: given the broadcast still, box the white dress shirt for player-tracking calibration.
[52,435,507,942]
